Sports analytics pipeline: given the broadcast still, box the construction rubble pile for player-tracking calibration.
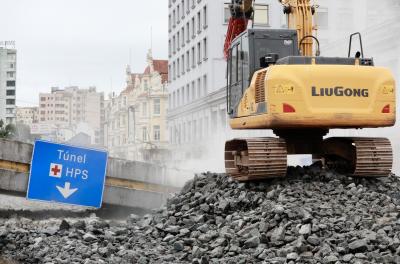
[1,165,400,264]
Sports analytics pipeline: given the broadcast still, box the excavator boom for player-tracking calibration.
[224,0,254,58]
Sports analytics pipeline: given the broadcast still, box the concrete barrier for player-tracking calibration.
[0,139,183,209]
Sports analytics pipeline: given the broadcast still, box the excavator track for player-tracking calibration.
[324,137,393,177]
[225,138,287,182]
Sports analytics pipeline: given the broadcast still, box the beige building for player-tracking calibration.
[16,107,38,126]
[38,86,105,144]
[104,50,169,162]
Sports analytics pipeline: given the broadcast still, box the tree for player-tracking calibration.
[0,119,16,139]
[15,123,36,143]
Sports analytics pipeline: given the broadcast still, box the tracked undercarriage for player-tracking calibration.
[225,130,393,182]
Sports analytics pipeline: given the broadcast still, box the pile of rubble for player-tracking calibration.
[1,165,400,263]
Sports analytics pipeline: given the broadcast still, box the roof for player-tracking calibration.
[120,73,141,95]
[144,60,168,83]
[153,60,168,84]
[120,59,168,96]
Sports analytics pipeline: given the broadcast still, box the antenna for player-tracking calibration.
[150,26,153,51]
[129,48,132,66]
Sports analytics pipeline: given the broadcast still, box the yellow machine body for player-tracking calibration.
[230,64,396,130]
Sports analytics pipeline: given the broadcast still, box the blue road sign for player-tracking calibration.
[27,140,108,208]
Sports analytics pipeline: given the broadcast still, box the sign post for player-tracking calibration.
[27,140,108,208]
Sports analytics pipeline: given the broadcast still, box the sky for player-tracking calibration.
[0,0,168,106]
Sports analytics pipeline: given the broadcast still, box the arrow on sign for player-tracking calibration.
[56,182,78,199]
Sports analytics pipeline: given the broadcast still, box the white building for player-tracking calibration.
[167,0,286,171]
[0,46,17,124]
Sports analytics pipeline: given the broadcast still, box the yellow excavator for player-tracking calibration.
[224,0,396,181]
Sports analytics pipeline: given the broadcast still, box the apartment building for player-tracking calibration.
[0,46,17,124]
[16,107,38,126]
[38,86,105,144]
[104,50,169,162]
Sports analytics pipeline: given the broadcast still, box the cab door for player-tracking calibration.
[227,42,244,117]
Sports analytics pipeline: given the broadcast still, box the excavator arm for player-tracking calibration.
[279,0,315,56]
[224,0,316,58]
[223,0,254,58]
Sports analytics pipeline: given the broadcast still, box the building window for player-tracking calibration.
[199,118,203,139]
[154,125,161,141]
[203,5,208,28]
[187,121,191,142]
[224,4,231,24]
[7,72,14,78]
[183,123,186,142]
[316,7,329,29]
[197,78,201,98]
[177,58,180,77]
[173,91,176,108]
[253,4,269,26]
[6,99,15,105]
[142,127,148,141]
[191,81,196,100]
[6,80,15,87]
[186,22,190,42]
[193,119,197,140]
[9,63,14,69]
[169,14,172,31]
[6,90,15,96]
[142,102,148,117]
[197,42,202,63]
[191,46,195,67]
[181,54,185,74]
[186,51,190,71]
[203,37,208,60]
[177,32,180,50]
[197,11,201,33]
[205,116,209,136]
[153,98,161,115]
[181,27,185,47]
[191,17,195,38]
[177,5,181,23]
[203,74,207,94]
[173,36,176,53]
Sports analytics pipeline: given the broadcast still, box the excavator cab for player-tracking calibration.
[227,29,299,117]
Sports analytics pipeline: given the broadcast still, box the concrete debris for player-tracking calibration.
[1,165,400,263]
